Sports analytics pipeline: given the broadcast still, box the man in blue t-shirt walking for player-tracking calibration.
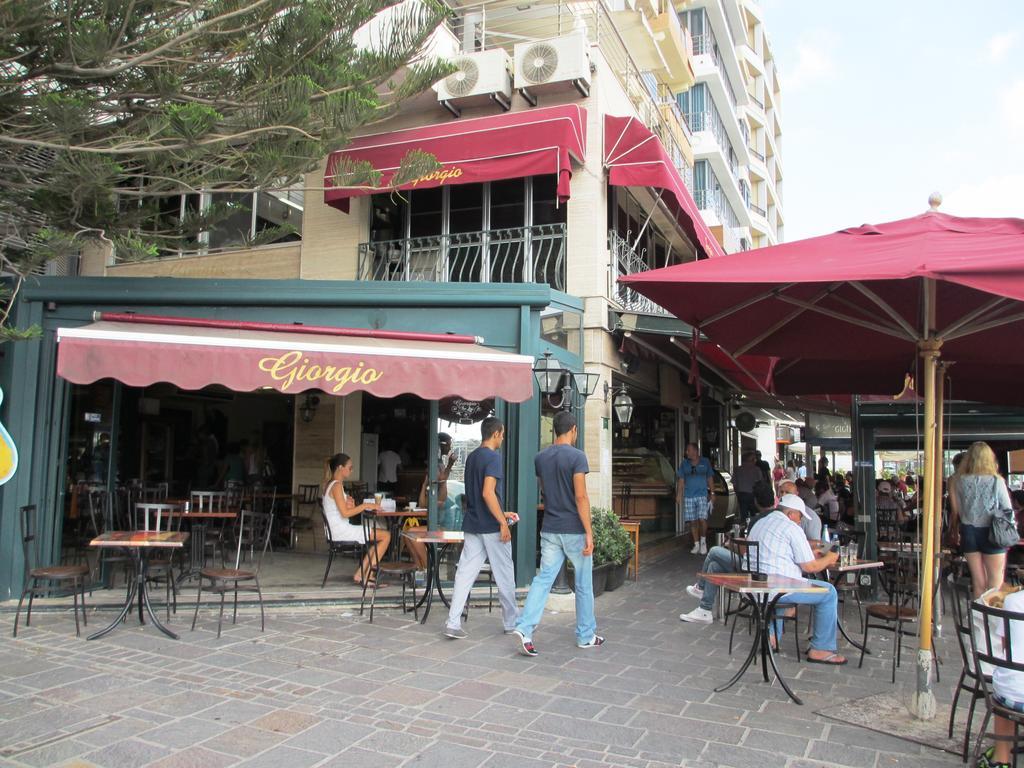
[513,411,603,656]
[676,442,714,555]
[444,417,519,639]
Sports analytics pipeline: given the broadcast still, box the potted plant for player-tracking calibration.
[567,507,631,596]
[593,508,633,592]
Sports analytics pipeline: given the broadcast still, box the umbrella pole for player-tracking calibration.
[932,366,947,635]
[911,337,942,720]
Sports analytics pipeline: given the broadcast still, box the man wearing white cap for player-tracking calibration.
[747,494,846,664]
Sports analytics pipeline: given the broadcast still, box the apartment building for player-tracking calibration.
[1,0,790,594]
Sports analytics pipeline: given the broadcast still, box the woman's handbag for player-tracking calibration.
[989,477,1019,548]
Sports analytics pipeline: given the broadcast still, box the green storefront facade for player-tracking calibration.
[0,276,584,600]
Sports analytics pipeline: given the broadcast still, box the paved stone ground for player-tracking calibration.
[0,543,968,768]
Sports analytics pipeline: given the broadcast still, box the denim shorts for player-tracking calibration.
[995,693,1024,712]
[960,523,1007,555]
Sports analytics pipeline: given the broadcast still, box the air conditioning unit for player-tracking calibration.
[514,33,592,105]
[434,49,513,116]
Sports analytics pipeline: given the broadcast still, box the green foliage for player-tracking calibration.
[0,0,454,340]
[591,508,633,567]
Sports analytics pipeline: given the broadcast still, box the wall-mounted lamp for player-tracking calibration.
[604,382,634,425]
[533,352,600,411]
[299,393,321,423]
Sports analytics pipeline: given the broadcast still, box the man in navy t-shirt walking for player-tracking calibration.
[444,417,519,639]
[513,411,603,656]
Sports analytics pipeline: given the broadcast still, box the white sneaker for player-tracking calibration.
[690,540,701,554]
[699,540,708,555]
[679,607,713,624]
[686,584,704,600]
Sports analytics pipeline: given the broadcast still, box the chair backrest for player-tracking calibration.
[224,481,243,510]
[320,502,335,542]
[729,539,761,575]
[970,598,1024,705]
[298,484,320,505]
[135,502,177,532]
[86,488,108,537]
[142,482,169,502]
[362,510,380,567]
[20,504,38,576]
[233,509,271,572]
[950,578,978,676]
[191,491,226,513]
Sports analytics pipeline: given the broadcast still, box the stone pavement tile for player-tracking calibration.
[11,666,100,691]
[700,742,790,768]
[396,672,463,692]
[201,700,277,727]
[633,712,743,745]
[627,693,688,716]
[741,711,827,739]
[529,713,643,748]
[74,716,155,748]
[489,687,553,711]
[541,696,604,719]
[481,752,559,768]
[682,701,745,724]
[875,751,963,767]
[83,738,173,767]
[369,684,440,706]
[474,702,541,728]
[317,746,405,768]
[234,745,324,768]
[806,739,878,768]
[352,729,433,756]
[249,709,320,735]
[597,705,636,725]
[403,740,491,768]
[634,730,707,762]
[481,669,560,693]
[148,745,239,768]
[740,729,810,757]
[827,723,926,755]
[281,719,367,754]
[547,682,636,706]
[595,675,655,695]
[139,716,229,749]
[443,680,506,701]
[8,738,91,767]
[138,691,226,717]
[199,725,286,758]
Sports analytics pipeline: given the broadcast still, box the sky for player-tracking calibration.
[760,0,1024,240]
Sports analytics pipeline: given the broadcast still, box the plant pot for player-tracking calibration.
[567,562,611,597]
[604,558,631,592]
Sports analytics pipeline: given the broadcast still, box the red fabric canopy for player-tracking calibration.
[57,321,535,402]
[621,210,1024,403]
[604,114,725,261]
[324,105,586,211]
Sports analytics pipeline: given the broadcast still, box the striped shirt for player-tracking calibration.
[749,510,815,579]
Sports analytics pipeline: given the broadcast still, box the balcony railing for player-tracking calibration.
[749,202,766,218]
[608,230,669,316]
[688,32,739,115]
[357,223,566,291]
[749,147,765,163]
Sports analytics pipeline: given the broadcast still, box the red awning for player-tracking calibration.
[604,114,725,260]
[57,320,535,403]
[325,105,587,211]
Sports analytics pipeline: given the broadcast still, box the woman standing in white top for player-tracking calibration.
[323,453,389,586]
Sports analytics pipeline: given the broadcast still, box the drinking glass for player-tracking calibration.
[374,492,383,506]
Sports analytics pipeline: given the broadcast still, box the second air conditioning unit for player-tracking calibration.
[435,49,513,117]
[514,33,592,105]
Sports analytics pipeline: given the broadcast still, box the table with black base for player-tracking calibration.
[702,572,827,705]
[402,529,464,625]
[88,531,189,641]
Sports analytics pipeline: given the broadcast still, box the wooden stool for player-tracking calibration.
[620,519,641,581]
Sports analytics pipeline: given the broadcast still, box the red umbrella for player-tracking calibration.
[621,205,1024,718]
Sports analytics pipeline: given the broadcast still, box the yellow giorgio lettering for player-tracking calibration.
[259,352,384,394]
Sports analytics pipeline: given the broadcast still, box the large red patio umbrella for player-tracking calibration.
[622,205,1024,718]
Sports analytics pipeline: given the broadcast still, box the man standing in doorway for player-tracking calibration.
[443,417,519,639]
[677,442,714,555]
[513,411,603,656]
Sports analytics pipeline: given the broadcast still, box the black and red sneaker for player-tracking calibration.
[577,635,605,649]
[512,629,538,657]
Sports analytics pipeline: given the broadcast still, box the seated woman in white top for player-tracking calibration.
[323,452,389,586]
[982,587,1024,768]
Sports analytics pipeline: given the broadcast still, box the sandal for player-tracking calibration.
[806,651,848,666]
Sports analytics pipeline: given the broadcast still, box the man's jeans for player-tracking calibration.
[515,533,596,644]
[775,579,839,651]
[696,545,735,611]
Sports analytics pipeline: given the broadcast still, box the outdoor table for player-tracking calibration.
[402,529,464,625]
[375,508,425,558]
[87,531,189,641]
[826,559,884,651]
[701,572,827,705]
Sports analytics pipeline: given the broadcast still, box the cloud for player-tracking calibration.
[999,79,1024,133]
[987,31,1018,61]
[942,174,1024,219]
[779,29,837,93]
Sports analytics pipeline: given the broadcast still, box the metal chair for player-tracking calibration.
[191,490,227,567]
[13,505,89,637]
[291,483,320,550]
[141,482,169,502]
[726,540,800,659]
[949,578,987,762]
[134,502,180,617]
[969,598,1024,767]
[191,509,268,638]
[320,504,365,588]
[359,510,417,623]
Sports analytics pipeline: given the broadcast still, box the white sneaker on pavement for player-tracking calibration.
[699,540,707,555]
[686,584,704,600]
[690,540,701,554]
[679,607,713,624]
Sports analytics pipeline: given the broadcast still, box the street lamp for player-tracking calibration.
[299,393,320,423]
[532,352,565,397]
[611,384,634,425]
